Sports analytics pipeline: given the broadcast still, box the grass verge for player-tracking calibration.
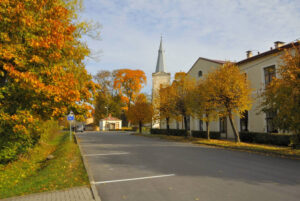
[0,131,89,199]
[133,133,300,159]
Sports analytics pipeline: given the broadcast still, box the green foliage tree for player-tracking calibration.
[93,70,124,125]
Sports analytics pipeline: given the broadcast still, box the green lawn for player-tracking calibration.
[133,133,300,159]
[0,131,89,199]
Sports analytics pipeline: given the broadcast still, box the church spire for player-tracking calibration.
[155,36,165,73]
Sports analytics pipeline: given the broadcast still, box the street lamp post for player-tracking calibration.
[104,106,108,117]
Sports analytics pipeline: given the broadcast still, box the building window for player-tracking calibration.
[198,71,203,77]
[266,110,278,133]
[199,120,203,131]
[264,65,276,86]
[176,121,179,129]
[219,117,226,133]
[240,110,248,132]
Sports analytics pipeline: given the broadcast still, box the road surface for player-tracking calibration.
[77,131,300,201]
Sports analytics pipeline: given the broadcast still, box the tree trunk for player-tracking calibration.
[183,115,188,137]
[166,117,170,135]
[139,121,142,133]
[206,113,210,140]
[228,110,240,143]
[206,121,210,140]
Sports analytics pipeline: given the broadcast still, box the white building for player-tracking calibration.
[153,39,299,138]
[99,114,122,131]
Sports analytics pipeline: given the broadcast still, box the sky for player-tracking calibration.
[79,0,300,93]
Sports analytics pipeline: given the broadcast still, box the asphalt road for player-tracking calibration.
[77,132,300,201]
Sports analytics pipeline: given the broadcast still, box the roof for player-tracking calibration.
[197,57,226,64]
[237,41,300,65]
[101,114,121,121]
[155,37,166,73]
[187,57,226,74]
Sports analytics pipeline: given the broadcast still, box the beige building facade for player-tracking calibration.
[155,40,299,138]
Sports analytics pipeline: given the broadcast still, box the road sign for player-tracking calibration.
[68,111,75,141]
[67,111,75,121]
[67,115,74,121]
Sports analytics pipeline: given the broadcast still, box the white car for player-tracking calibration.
[76,124,84,132]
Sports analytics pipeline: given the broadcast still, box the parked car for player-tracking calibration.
[76,124,84,132]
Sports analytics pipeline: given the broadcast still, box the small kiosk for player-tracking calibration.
[99,114,122,131]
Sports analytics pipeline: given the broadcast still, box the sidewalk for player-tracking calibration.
[1,186,95,201]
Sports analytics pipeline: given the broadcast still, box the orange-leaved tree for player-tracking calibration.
[188,78,219,139]
[127,94,153,133]
[261,43,300,140]
[207,62,252,142]
[113,69,146,110]
[0,0,98,163]
[157,85,176,131]
[172,72,196,136]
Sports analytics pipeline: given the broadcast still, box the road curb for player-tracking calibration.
[74,133,102,201]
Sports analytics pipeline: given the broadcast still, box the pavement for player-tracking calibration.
[1,186,94,201]
[77,131,300,201]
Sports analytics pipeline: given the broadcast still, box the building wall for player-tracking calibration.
[152,72,171,128]
[186,53,283,138]
[156,48,289,138]
[238,52,282,133]
[187,58,222,81]
[99,120,122,131]
[187,59,227,135]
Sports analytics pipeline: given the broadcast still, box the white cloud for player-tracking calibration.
[80,0,300,93]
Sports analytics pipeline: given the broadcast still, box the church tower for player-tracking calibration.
[152,37,171,128]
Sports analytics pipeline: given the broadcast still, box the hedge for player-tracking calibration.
[151,129,187,136]
[192,131,221,139]
[151,129,221,139]
[239,132,293,146]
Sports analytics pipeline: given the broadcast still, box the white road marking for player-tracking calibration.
[84,152,129,156]
[93,174,175,185]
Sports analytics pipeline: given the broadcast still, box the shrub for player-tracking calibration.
[151,129,187,136]
[0,119,59,164]
[191,131,221,139]
[240,132,292,146]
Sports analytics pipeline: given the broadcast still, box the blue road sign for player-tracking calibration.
[67,115,75,121]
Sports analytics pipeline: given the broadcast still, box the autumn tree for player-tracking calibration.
[93,70,123,124]
[0,0,98,162]
[172,72,196,136]
[113,69,147,110]
[261,43,300,139]
[189,79,219,139]
[127,94,153,133]
[208,62,252,142]
[157,85,176,131]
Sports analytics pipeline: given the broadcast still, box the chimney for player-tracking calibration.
[274,41,285,49]
[246,50,253,58]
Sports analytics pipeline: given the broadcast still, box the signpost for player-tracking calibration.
[67,111,75,141]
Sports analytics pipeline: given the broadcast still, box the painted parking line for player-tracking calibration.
[93,174,175,185]
[83,152,129,156]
